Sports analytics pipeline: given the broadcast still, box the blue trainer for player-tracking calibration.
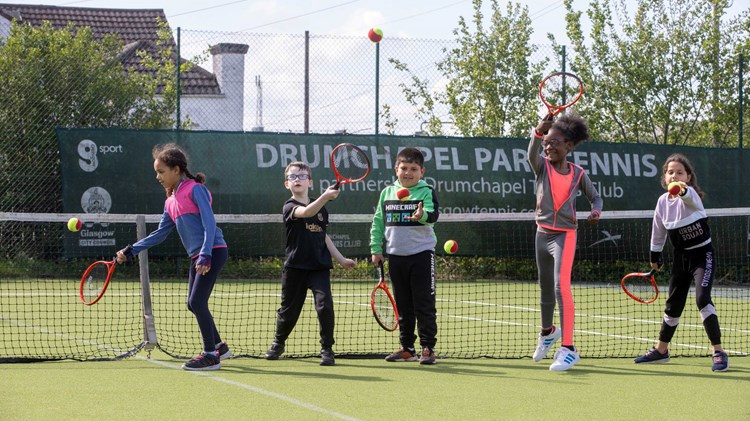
[634,347,670,364]
[711,350,729,372]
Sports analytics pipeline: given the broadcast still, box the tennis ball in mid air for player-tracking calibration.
[668,182,681,195]
[67,217,82,232]
[397,188,410,201]
[443,240,458,254]
[368,28,383,43]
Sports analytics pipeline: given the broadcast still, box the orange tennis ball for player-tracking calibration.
[443,240,458,254]
[368,28,383,43]
[67,217,82,232]
[396,188,410,201]
[668,182,681,195]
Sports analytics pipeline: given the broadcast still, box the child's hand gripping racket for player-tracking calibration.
[621,269,659,304]
[538,71,584,132]
[371,261,399,331]
[79,257,119,305]
[330,143,371,189]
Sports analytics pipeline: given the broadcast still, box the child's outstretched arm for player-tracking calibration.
[293,185,341,219]
[325,235,356,268]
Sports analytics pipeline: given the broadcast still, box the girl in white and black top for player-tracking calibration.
[635,153,728,372]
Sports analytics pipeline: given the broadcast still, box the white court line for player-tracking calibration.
[1,315,360,421]
[139,357,360,421]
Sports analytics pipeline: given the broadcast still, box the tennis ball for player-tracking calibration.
[668,182,681,195]
[396,188,410,201]
[67,217,82,232]
[443,240,458,255]
[368,28,383,43]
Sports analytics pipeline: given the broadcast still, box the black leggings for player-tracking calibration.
[659,244,721,345]
[187,247,228,353]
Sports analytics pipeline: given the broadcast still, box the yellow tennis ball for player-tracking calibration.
[67,217,82,232]
[443,240,458,254]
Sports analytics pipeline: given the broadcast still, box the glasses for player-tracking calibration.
[286,173,310,181]
[542,139,567,149]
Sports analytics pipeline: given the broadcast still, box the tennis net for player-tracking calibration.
[1,210,748,362]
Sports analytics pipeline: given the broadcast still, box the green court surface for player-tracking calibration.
[3,350,749,420]
[2,278,749,361]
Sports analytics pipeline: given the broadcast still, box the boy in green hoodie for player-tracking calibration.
[370,147,440,365]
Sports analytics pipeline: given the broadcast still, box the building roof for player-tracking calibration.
[0,3,220,95]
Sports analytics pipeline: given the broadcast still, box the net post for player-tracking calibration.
[136,214,158,353]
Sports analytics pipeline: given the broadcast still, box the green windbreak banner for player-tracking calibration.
[57,128,747,258]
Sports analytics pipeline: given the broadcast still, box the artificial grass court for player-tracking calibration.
[3,350,748,420]
[4,278,749,361]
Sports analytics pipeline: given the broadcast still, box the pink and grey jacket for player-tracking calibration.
[528,132,603,231]
[130,179,226,258]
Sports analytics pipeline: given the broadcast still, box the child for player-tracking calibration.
[370,147,440,365]
[116,143,229,371]
[527,113,602,371]
[263,161,356,366]
[634,153,728,372]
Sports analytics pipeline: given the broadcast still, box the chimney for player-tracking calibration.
[210,43,249,131]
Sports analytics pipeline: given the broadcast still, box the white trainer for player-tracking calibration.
[549,347,580,371]
[532,327,562,362]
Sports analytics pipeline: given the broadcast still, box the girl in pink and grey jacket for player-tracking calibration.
[527,113,602,371]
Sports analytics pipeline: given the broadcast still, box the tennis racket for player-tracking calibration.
[539,71,584,119]
[621,269,659,304]
[371,261,399,331]
[79,258,117,305]
[330,143,370,189]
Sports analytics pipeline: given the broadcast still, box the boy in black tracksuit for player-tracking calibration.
[264,161,356,366]
[370,147,440,365]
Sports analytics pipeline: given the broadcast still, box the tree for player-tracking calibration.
[553,0,749,146]
[390,0,546,137]
[0,20,190,213]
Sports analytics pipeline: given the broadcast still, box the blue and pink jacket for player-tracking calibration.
[130,179,226,258]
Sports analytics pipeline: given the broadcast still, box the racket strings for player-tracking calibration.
[623,275,657,302]
[540,74,583,108]
[332,147,369,181]
[82,263,109,301]
[373,288,396,328]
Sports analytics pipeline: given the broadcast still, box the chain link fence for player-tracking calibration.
[177,30,560,136]
[1,27,746,216]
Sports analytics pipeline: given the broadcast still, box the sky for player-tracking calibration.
[10,0,744,46]
[5,0,747,134]
[0,0,572,45]
[0,1,550,43]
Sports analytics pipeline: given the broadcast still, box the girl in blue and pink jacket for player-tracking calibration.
[117,143,229,371]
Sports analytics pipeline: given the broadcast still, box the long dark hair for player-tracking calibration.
[661,153,704,198]
[152,143,205,197]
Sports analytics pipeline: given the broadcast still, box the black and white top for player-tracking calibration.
[650,187,712,253]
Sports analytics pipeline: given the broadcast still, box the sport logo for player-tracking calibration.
[78,139,124,172]
[78,139,98,172]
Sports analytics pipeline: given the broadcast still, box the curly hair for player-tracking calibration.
[551,113,589,146]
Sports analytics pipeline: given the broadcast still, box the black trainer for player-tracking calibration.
[182,352,221,371]
[320,348,335,366]
[216,342,232,361]
[264,342,285,360]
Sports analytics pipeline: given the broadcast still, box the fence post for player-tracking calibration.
[176,27,181,130]
[375,40,380,135]
[740,53,744,149]
[305,30,310,134]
